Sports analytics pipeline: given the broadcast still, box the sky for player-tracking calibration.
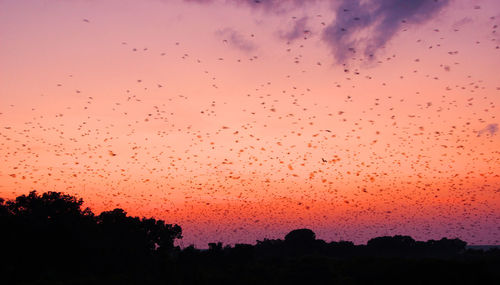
[0,0,499,247]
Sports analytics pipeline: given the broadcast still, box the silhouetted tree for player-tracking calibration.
[0,191,182,284]
[367,235,417,257]
[285,228,316,244]
[425,237,467,257]
[284,228,320,256]
[1,191,499,285]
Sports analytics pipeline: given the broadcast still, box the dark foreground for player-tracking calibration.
[1,191,499,284]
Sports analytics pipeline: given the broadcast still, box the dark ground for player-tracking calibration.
[1,191,499,284]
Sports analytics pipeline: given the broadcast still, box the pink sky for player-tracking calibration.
[1,0,499,247]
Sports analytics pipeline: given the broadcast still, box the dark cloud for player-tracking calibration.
[216,28,257,52]
[185,0,450,63]
[322,0,450,64]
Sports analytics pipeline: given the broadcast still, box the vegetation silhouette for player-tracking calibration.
[1,191,499,284]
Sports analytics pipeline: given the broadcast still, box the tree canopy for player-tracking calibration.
[0,191,498,285]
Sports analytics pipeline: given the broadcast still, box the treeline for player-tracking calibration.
[1,191,499,284]
[0,191,181,284]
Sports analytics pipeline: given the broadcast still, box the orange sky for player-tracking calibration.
[1,0,499,247]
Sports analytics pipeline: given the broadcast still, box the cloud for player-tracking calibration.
[184,0,314,14]
[322,0,450,64]
[279,16,312,42]
[478,123,499,136]
[185,0,450,63]
[216,28,257,52]
[451,17,473,31]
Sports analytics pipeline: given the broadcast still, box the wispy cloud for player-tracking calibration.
[216,28,257,52]
[279,16,312,42]
[478,123,499,136]
[184,0,314,14]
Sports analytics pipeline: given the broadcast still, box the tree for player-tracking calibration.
[285,228,316,244]
[0,191,182,283]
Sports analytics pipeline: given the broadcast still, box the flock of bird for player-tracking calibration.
[0,3,499,247]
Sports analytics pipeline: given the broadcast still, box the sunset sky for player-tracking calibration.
[1,0,499,247]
